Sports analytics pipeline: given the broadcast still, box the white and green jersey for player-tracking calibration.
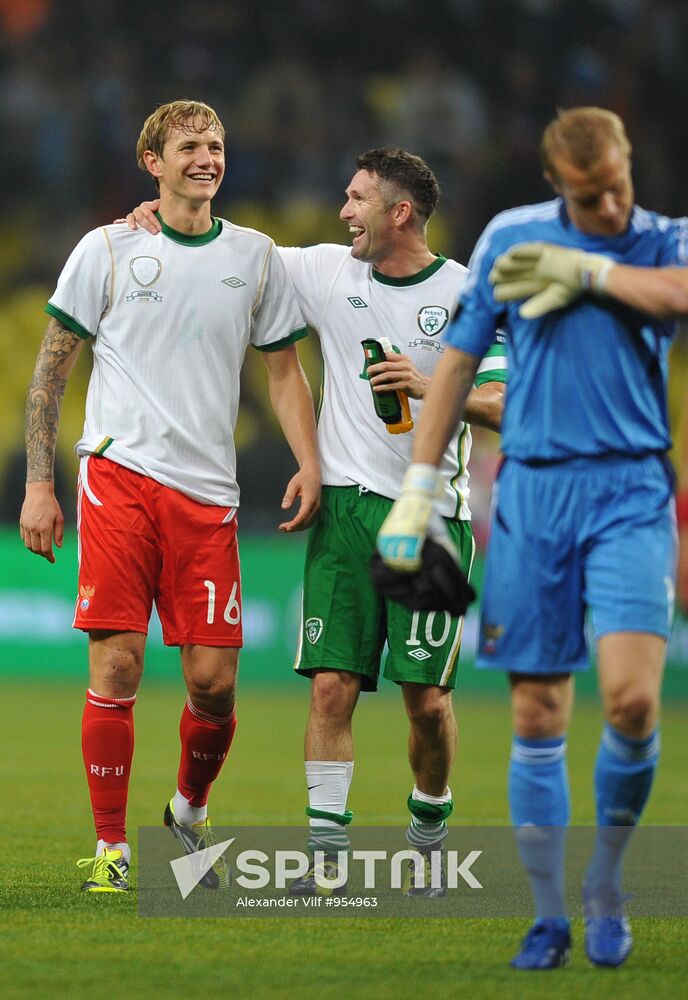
[46,218,306,506]
[279,244,506,519]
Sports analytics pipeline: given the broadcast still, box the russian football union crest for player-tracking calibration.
[79,583,95,612]
[129,256,163,288]
[417,305,449,336]
[305,617,323,645]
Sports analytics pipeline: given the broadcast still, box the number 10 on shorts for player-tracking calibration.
[407,610,452,648]
[204,579,241,625]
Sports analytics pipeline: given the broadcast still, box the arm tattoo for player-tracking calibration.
[25,319,82,483]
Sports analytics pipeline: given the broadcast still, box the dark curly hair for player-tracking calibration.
[356,147,440,223]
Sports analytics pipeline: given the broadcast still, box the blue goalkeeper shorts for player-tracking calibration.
[477,454,677,674]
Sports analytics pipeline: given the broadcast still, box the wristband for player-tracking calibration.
[581,255,614,294]
[402,463,440,497]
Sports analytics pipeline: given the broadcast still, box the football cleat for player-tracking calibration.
[77,847,130,892]
[583,886,633,967]
[288,856,347,897]
[163,800,231,890]
[403,845,447,897]
[510,920,572,970]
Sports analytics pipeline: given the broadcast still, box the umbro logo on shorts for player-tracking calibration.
[408,648,431,661]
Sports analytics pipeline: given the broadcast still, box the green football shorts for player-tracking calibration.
[294,485,475,691]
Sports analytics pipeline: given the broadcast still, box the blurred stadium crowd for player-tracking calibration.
[1,0,687,533]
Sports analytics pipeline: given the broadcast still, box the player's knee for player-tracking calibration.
[311,670,359,719]
[512,699,563,739]
[187,676,235,716]
[510,676,570,738]
[89,633,144,697]
[606,687,657,735]
[405,689,452,731]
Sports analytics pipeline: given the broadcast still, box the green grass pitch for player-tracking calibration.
[1,679,686,999]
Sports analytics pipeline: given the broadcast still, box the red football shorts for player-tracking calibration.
[74,456,242,647]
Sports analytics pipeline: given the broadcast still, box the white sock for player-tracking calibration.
[305,760,354,852]
[172,789,208,827]
[96,839,131,864]
[412,784,452,806]
[305,760,354,819]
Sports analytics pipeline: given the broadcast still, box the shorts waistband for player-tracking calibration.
[324,483,392,501]
[512,450,667,469]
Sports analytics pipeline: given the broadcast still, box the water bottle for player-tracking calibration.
[361,337,414,434]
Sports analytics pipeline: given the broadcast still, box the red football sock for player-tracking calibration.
[82,689,136,844]
[177,697,237,807]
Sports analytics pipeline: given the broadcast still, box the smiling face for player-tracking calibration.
[547,141,634,238]
[339,169,402,264]
[143,118,225,206]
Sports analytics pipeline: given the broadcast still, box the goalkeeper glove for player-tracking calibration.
[489,241,615,319]
[370,534,475,617]
[376,464,439,572]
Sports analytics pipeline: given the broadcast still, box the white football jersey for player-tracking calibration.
[47,218,306,506]
[279,244,506,518]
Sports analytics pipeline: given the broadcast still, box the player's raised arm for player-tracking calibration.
[491,241,688,320]
[260,344,321,532]
[603,263,688,318]
[20,317,84,562]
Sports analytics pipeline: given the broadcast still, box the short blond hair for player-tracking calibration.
[136,100,224,173]
[541,107,632,180]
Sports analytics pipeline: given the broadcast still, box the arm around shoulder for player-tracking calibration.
[464,380,505,432]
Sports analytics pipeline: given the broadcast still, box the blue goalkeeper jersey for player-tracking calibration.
[444,199,688,462]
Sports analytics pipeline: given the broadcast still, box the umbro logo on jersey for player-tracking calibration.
[222,276,247,288]
[347,296,368,308]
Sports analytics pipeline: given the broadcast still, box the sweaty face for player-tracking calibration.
[154,120,225,203]
[339,170,398,264]
[549,143,634,238]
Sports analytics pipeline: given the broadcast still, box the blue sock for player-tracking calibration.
[509,735,570,924]
[585,725,660,895]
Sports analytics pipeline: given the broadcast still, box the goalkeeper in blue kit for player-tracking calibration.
[378,107,685,969]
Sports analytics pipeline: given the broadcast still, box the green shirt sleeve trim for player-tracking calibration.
[44,302,93,340]
[474,334,508,387]
[474,369,508,388]
[254,326,308,352]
